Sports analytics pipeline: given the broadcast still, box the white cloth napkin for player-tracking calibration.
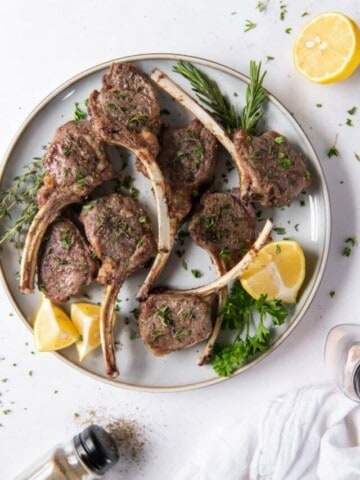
[174,384,360,480]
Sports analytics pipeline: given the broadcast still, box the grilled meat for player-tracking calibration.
[188,190,256,364]
[38,217,98,304]
[80,192,156,377]
[137,119,218,300]
[157,119,218,222]
[89,62,172,302]
[138,220,273,359]
[138,292,214,356]
[151,68,311,208]
[89,62,161,156]
[20,120,112,294]
[232,130,311,207]
[189,190,256,267]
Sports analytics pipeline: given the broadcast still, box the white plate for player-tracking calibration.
[0,54,330,392]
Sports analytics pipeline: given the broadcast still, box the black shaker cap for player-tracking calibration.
[73,424,119,475]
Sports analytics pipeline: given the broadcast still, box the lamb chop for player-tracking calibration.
[138,219,272,357]
[150,68,311,208]
[80,192,156,378]
[38,217,98,304]
[88,62,173,299]
[19,120,112,294]
[188,190,256,364]
[137,119,218,300]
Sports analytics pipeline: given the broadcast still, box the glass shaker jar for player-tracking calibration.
[324,323,360,402]
[14,424,119,480]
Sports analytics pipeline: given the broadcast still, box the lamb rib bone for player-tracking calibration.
[167,219,273,296]
[197,252,227,366]
[137,119,218,301]
[88,63,173,302]
[189,190,256,364]
[20,192,81,294]
[150,68,249,196]
[138,219,272,358]
[19,120,112,294]
[80,192,157,378]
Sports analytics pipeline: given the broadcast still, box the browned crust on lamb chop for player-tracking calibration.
[80,192,156,378]
[19,120,112,294]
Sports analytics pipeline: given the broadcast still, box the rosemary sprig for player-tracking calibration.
[173,60,240,132]
[240,60,268,133]
[173,60,267,135]
[0,157,44,250]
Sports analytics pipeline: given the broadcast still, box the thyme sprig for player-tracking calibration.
[173,60,240,132]
[0,157,44,250]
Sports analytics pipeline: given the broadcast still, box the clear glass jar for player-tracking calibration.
[324,324,360,402]
[14,425,119,480]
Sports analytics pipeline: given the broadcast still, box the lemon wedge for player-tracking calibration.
[70,302,115,361]
[293,12,360,84]
[240,241,306,304]
[34,297,80,352]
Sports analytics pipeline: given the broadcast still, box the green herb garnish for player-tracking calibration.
[245,20,257,32]
[220,247,231,259]
[193,145,203,161]
[256,1,268,12]
[74,102,87,122]
[75,171,85,187]
[156,306,172,326]
[0,156,44,250]
[343,237,356,257]
[327,134,339,158]
[280,158,292,169]
[173,60,267,135]
[60,231,73,250]
[280,3,287,20]
[347,107,357,115]
[274,136,285,145]
[151,330,165,342]
[191,269,203,278]
[211,281,288,376]
[128,114,148,124]
[173,60,240,132]
[174,329,191,341]
[240,61,268,134]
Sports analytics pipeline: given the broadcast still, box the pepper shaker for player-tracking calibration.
[14,424,119,480]
[324,324,360,402]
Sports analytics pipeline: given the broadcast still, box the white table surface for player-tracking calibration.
[1,0,360,478]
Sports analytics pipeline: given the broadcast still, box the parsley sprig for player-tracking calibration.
[211,280,288,377]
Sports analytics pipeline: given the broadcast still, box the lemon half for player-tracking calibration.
[240,241,306,304]
[294,12,360,84]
